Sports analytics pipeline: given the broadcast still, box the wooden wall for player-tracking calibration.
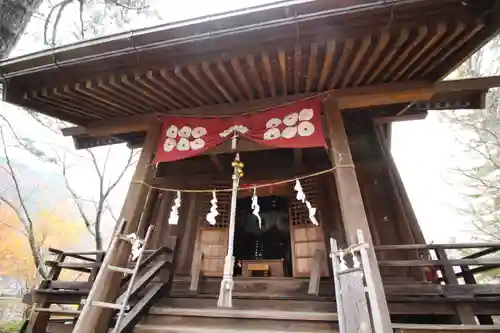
[350,126,427,281]
[146,127,428,280]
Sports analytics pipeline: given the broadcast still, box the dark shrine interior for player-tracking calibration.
[233,195,293,277]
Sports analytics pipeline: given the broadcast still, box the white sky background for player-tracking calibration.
[0,0,484,245]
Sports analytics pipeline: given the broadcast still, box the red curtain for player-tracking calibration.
[153,98,325,163]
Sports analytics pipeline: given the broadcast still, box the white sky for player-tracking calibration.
[1,0,480,245]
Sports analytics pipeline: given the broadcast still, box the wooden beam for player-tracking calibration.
[334,75,500,109]
[62,76,500,139]
[61,114,156,137]
[72,122,162,333]
[324,99,392,332]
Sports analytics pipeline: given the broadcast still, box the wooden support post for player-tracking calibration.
[460,265,494,325]
[434,248,476,325]
[308,249,323,295]
[190,241,203,292]
[72,122,162,333]
[178,193,203,274]
[27,252,66,332]
[324,100,392,333]
[137,189,159,239]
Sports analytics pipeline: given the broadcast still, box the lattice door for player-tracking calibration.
[289,177,329,277]
[197,182,231,277]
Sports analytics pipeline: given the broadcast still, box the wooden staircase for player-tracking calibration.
[135,293,338,333]
[24,239,178,333]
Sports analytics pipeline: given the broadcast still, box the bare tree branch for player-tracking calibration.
[0,124,47,279]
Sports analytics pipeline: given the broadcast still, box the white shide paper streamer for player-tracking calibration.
[168,191,182,225]
[124,233,143,260]
[293,179,318,225]
[251,187,262,229]
[206,191,219,225]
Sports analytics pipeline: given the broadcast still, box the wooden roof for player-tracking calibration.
[1,0,500,127]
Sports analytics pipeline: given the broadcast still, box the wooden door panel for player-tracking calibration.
[199,228,228,277]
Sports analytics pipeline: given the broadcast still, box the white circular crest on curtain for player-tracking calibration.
[299,108,314,121]
[190,138,205,150]
[298,121,315,136]
[178,126,192,138]
[266,118,282,128]
[177,138,190,151]
[264,128,281,140]
[163,138,177,152]
[166,125,178,138]
[192,127,208,138]
[282,126,297,139]
[283,112,299,126]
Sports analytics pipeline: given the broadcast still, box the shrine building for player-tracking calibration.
[2,1,500,332]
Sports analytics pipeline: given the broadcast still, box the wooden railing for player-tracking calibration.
[24,241,178,333]
[374,242,500,325]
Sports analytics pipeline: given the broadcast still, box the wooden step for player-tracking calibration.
[135,324,338,333]
[159,296,335,312]
[172,277,334,297]
[137,317,336,333]
[33,308,81,316]
[149,307,337,322]
[393,324,500,332]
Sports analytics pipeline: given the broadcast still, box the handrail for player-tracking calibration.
[378,257,500,267]
[48,248,98,262]
[375,242,500,251]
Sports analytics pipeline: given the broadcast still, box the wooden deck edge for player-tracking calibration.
[135,324,337,333]
[393,324,500,331]
[148,307,338,321]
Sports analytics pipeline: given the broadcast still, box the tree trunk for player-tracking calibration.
[0,0,43,58]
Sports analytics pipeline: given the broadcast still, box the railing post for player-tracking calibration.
[357,229,391,333]
[435,248,476,325]
[330,238,346,333]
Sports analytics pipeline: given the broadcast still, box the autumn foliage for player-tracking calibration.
[0,204,82,291]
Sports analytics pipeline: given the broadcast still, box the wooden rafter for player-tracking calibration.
[3,1,497,126]
[61,75,500,140]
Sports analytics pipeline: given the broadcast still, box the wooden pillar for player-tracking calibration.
[324,100,392,332]
[72,123,162,333]
[178,193,203,274]
[137,189,160,239]
[150,191,174,249]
